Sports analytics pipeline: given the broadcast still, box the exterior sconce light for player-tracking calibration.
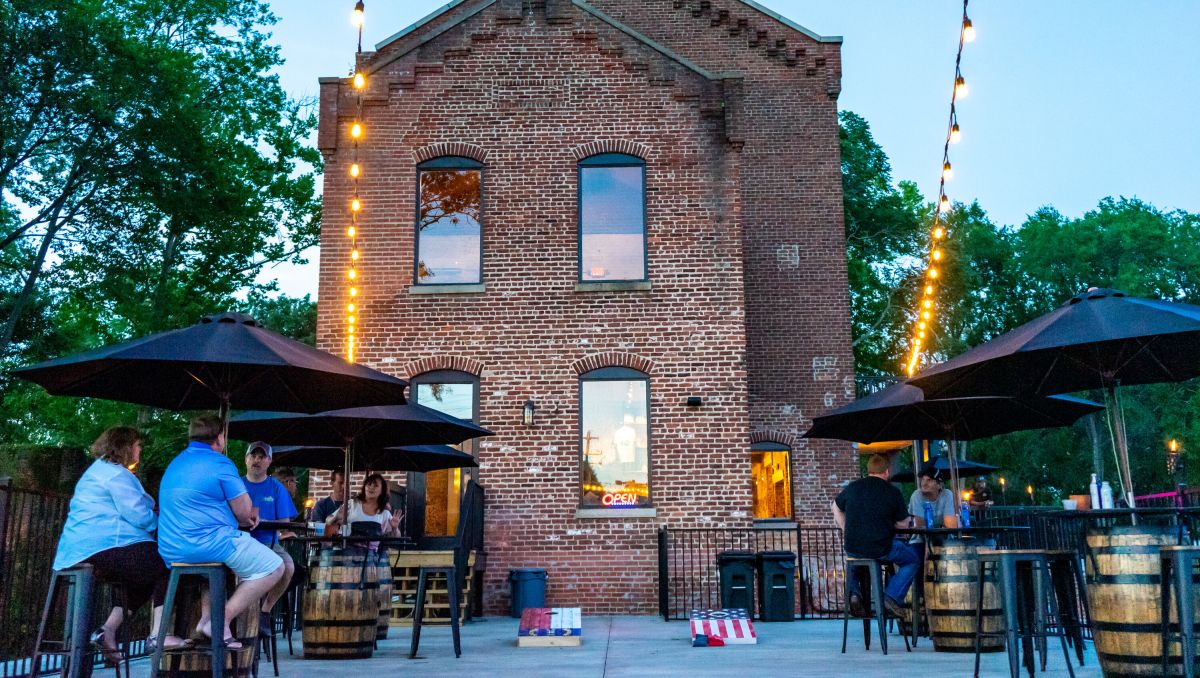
[686,396,702,407]
[522,399,536,426]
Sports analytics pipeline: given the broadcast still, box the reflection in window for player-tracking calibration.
[417,157,482,284]
[413,373,478,535]
[579,154,645,282]
[580,371,650,508]
[751,447,792,519]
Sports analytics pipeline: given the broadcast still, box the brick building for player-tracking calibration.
[313,0,855,614]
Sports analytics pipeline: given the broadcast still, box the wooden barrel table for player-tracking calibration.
[303,547,379,659]
[375,551,393,640]
[1086,525,1198,676]
[924,538,1003,652]
[157,578,258,677]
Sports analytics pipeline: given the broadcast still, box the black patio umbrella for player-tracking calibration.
[12,312,409,424]
[889,456,999,484]
[272,444,478,474]
[803,382,1102,509]
[908,288,1200,505]
[228,403,492,511]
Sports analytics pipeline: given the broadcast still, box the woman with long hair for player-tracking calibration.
[324,473,403,537]
[52,426,189,662]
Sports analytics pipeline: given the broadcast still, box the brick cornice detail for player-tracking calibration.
[750,430,800,448]
[570,352,654,376]
[569,140,651,161]
[402,355,486,379]
[413,142,490,164]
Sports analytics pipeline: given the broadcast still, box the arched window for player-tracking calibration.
[579,366,651,508]
[578,153,646,282]
[750,441,792,520]
[410,370,480,536]
[416,156,483,285]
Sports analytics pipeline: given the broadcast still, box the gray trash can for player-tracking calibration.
[509,567,547,618]
[756,550,796,621]
[716,550,756,613]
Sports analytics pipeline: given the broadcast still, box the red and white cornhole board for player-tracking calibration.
[689,609,757,645]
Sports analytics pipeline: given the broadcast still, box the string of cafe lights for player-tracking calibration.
[904,0,975,377]
[346,1,366,362]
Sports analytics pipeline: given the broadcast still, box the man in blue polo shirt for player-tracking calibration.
[158,416,284,650]
[242,441,296,634]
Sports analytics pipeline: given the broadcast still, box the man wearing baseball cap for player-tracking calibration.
[243,441,297,635]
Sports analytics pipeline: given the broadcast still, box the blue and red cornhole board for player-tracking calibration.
[690,609,757,645]
[518,607,582,647]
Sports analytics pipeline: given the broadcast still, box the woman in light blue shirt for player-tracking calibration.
[53,426,188,661]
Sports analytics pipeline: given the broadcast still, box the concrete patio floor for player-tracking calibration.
[132,616,1102,677]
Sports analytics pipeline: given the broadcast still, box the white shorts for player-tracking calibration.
[224,531,283,581]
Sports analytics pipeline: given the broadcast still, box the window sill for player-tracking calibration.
[753,519,797,529]
[408,283,486,295]
[574,281,651,293]
[575,508,657,519]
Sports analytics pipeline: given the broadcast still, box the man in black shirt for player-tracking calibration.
[832,453,919,618]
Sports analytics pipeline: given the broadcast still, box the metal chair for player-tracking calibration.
[409,566,461,659]
[973,550,1075,678]
[1160,545,1200,678]
[152,563,237,678]
[841,557,911,655]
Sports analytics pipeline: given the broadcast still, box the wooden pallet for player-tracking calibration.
[389,550,475,626]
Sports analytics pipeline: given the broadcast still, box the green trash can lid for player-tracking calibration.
[757,550,796,561]
[717,550,756,562]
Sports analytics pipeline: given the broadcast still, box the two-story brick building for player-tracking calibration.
[314,0,855,614]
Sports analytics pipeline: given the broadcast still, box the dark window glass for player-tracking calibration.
[580,370,650,508]
[579,154,645,281]
[417,157,482,284]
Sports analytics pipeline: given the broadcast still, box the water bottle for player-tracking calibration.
[923,501,935,528]
[960,500,971,528]
[1100,481,1115,510]
[1089,473,1101,511]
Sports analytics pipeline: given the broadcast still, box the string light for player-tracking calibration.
[345,2,366,362]
[906,1,973,375]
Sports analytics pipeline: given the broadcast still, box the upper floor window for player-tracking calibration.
[578,153,646,282]
[579,367,651,508]
[751,442,792,520]
[416,156,482,285]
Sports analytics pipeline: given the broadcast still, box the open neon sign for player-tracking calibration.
[602,492,639,507]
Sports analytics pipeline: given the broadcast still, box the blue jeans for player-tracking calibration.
[848,540,920,603]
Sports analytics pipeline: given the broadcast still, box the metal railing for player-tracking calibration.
[657,525,846,621]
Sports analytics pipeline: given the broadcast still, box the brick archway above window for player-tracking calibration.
[412,142,489,165]
[570,352,654,376]
[402,355,485,380]
[750,431,801,449]
[569,140,651,162]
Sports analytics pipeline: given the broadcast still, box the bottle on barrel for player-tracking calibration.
[1089,473,1101,511]
[1099,481,1114,509]
[923,501,935,529]
[959,500,970,528]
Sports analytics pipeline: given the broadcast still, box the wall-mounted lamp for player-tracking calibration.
[522,399,537,426]
[686,396,703,407]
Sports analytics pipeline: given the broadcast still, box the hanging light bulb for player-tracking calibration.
[928,268,939,279]
[350,122,363,139]
[932,248,943,261]
[349,287,358,297]
[352,0,365,27]
[942,161,953,180]
[933,226,946,239]
[347,315,356,324]
[955,75,968,98]
[918,330,926,339]
[353,72,366,89]
[962,18,975,43]
[347,226,356,238]
[351,198,361,212]
[925,285,934,295]
[350,163,361,178]
[940,195,951,211]
[347,269,357,280]
[922,311,932,320]
[347,303,356,312]
[950,122,962,144]
[918,321,927,330]
[351,249,360,260]
[923,299,933,309]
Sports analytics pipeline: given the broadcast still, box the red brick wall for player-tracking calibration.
[313,0,851,614]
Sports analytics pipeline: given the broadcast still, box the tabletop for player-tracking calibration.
[895,525,1031,537]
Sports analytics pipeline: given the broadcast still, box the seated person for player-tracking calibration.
[242,442,297,635]
[311,469,346,523]
[158,415,284,650]
[53,426,188,660]
[325,473,403,554]
[831,453,919,618]
[969,476,994,510]
[909,465,954,529]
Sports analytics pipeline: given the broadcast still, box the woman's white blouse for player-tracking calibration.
[53,459,157,570]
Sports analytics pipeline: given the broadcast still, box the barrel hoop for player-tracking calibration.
[929,575,995,583]
[303,650,374,659]
[928,609,1002,617]
[1098,651,1183,666]
[303,618,378,628]
[307,582,381,591]
[1088,574,1161,585]
[302,641,375,650]
[1093,620,1200,633]
[933,630,998,640]
[1090,545,1169,555]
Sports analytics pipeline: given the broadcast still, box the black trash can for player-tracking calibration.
[509,568,547,618]
[716,550,756,613]
[756,550,796,621]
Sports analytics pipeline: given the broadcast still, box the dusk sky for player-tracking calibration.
[262,0,1200,298]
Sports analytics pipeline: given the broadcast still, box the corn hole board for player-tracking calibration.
[690,609,757,645]
[518,607,582,647]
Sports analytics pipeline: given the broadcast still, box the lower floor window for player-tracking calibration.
[751,445,792,519]
[579,372,650,508]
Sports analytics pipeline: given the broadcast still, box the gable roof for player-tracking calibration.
[374,0,840,52]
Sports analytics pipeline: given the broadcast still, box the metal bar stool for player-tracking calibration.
[841,557,911,655]
[1043,550,1088,669]
[409,566,461,659]
[31,565,96,678]
[1160,545,1200,678]
[152,563,234,678]
[973,550,1075,678]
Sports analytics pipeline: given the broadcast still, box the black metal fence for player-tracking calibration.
[657,525,846,621]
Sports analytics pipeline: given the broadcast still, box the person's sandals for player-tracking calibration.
[89,627,122,666]
[195,623,244,651]
[145,635,193,653]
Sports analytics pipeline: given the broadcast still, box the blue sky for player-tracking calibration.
[262,0,1200,298]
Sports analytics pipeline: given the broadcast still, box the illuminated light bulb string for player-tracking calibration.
[905,0,975,377]
[346,1,366,362]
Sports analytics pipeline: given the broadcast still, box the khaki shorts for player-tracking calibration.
[224,531,283,581]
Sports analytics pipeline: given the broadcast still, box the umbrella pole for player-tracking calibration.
[219,396,231,457]
[340,442,353,529]
[948,438,961,516]
[1113,385,1137,508]
[1102,384,1136,509]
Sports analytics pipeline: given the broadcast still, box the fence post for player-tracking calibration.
[795,524,808,619]
[0,477,10,591]
[657,527,669,621]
